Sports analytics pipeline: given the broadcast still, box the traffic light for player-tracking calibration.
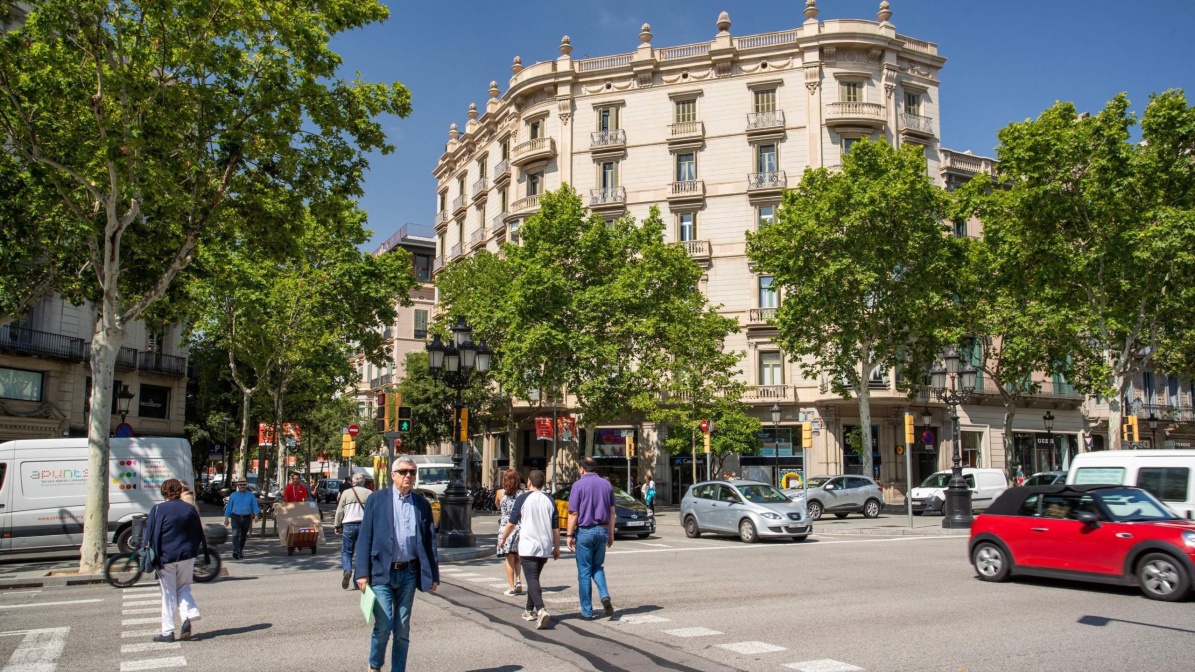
[626,434,635,458]
[801,421,813,449]
[904,413,915,446]
[389,391,402,432]
[341,434,356,458]
[1123,415,1139,442]
[375,392,386,432]
[397,406,412,433]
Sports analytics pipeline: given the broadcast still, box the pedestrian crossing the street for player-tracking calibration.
[118,586,187,671]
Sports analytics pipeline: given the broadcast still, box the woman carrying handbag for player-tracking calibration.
[143,478,206,643]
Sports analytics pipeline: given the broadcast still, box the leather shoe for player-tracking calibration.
[342,570,352,590]
[180,619,192,640]
[152,633,174,643]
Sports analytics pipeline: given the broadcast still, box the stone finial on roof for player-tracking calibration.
[489,81,500,98]
[511,56,523,75]
[716,12,731,34]
[804,0,819,20]
[560,35,573,56]
[467,103,478,121]
[639,23,652,44]
[877,1,892,23]
[448,123,459,141]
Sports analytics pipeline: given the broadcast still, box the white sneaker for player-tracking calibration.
[520,609,536,621]
[536,608,550,630]
[514,582,523,595]
[503,588,518,597]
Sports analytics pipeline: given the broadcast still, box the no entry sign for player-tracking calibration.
[347,424,360,437]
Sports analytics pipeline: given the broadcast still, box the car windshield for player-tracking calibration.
[736,484,791,504]
[1094,489,1178,522]
[920,473,952,488]
[805,477,830,489]
[419,467,451,484]
[614,488,637,506]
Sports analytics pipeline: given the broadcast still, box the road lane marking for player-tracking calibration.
[466,578,495,583]
[487,583,511,589]
[1,626,69,672]
[119,657,187,670]
[543,597,577,605]
[448,573,481,578]
[123,586,160,592]
[0,591,41,596]
[625,541,671,547]
[122,629,162,638]
[120,642,182,654]
[608,614,670,625]
[121,618,161,626]
[717,641,786,655]
[663,627,723,638]
[122,608,160,615]
[784,660,865,672]
[122,601,160,608]
[0,599,103,610]
[607,535,960,555]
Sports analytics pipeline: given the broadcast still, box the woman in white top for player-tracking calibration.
[495,468,524,596]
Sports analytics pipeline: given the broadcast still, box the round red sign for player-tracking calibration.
[347,424,360,437]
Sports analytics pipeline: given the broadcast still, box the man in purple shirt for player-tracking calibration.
[566,456,616,619]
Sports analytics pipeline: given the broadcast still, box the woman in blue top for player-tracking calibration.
[144,478,205,643]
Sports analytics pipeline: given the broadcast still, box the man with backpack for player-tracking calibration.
[334,472,372,589]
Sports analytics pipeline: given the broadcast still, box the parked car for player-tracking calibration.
[316,478,342,503]
[552,485,655,538]
[415,487,442,529]
[1023,471,1066,486]
[681,480,811,543]
[969,484,1195,601]
[785,475,884,520]
[1068,449,1195,520]
[908,468,1008,515]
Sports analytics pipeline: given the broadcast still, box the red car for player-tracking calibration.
[969,484,1195,601]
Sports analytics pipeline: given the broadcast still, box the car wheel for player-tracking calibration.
[1137,553,1191,602]
[863,499,882,519]
[683,516,701,538]
[738,519,759,544]
[833,513,848,519]
[972,541,1010,582]
[114,526,134,554]
[807,501,823,520]
[913,511,924,516]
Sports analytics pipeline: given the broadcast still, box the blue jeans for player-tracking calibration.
[370,565,418,671]
[340,523,360,572]
[575,526,610,617]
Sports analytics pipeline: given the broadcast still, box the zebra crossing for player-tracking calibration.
[117,586,186,671]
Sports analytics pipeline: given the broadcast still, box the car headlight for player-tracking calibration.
[1183,530,1195,548]
[761,512,783,520]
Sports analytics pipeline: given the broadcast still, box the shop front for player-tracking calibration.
[1011,432,1079,475]
[670,455,708,504]
[739,455,805,489]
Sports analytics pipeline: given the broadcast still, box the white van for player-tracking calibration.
[0,437,195,553]
[908,468,1009,514]
[1066,449,1195,520]
[406,455,454,496]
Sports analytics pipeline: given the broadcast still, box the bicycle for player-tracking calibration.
[104,517,225,588]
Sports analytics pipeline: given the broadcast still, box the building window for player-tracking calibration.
[758,352,784,386]
[413,253,432,283]
[600,161,617,189]
[905,92,921,115]
[529,120,541,140]
[0,367,43,402]
[675,99,696,123]
[500,189,508,212]
[841,81,862,103]
[476,156,487,179]
[438,191,447,213]
[457,176,466,199]
[676,153,696,181]
[758,276,777,308]
[1143,371,1155,405]
[527,172,541,197]
[414,309,428,339]
[758,205,775,229]
[138,384,170,419]
[85,377,122,414]
[678,213,696,242]
[1167,375,1180,408]
[753,89,776,114]
[757,144,777,174]
[843,137,857,154]
[597,106,618,131]
[146,330,165,354]
[961,431,983,467]
[438,233,445,257]
[953,220,967,238]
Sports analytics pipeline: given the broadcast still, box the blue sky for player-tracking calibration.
[332,0,1195,250]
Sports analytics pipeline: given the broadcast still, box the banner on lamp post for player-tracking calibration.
[557,416,577,443]
[535,416,554,440]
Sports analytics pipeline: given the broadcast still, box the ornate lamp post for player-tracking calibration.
[1147,411,1159,447]
[1042,411,1055,469]
[929,345,978,529]
[426,317,492,548]
[770,404,782,488]
[115,383,135,423]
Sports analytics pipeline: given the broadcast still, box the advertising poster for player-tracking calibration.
[534,416,554,440]
[594,429,628,457]
[557,416,577,443]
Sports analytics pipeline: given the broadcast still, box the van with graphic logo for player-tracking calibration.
[0,437,194,554]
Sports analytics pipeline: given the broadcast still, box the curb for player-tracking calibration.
[816,526,969,537]
[439,546,498,563]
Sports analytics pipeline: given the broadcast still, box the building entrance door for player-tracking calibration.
[671,457,705,504]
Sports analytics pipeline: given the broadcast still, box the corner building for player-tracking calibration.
[432,3,1005,502]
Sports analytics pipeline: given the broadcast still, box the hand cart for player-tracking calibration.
[284,525,319,556]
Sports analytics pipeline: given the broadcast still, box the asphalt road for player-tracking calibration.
[2,511,1191,672]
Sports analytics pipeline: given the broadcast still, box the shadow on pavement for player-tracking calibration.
[1008,575,1140,599]
[608,604,664,619]
[466,666,523,672]
[191,622,273,640]
[1078,614,1195,634]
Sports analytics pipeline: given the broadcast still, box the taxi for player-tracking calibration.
[552,485,655,538]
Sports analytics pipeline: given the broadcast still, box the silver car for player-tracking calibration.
[784,475,885,520]
[680,480,811,543]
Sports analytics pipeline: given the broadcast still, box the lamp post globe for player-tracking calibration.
[921,407,933,428]
[931,347,975,530]
[116,383,135,423]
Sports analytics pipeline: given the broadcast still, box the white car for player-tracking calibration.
[908,468,1007,515]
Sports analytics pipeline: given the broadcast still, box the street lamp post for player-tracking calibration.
[115,384,135,423]
[930,345,978,529]
[1042,411,1055,470]
[1148,411,1159,447]
[426,317,492,548]
[770,404,781,488]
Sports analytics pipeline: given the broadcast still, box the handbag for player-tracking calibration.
[138,506,160,573]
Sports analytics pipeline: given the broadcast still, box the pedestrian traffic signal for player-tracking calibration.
[626,435,635,458]
[390,391,402,432]
[341,434,356,457]
[1123,415,1139,442]
[397,418,412,433]
[699,419,710,433]
[801,421,813,449]
[397,406,412,433]
[904,413,915,446]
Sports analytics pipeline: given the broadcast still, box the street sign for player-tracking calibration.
[114,422,133,438]
[209,444,224,458]
[348,424,360,437]
[1123,441,1151,450]
[699,419,710,433]
[896,445,905,456]
[921,430,935,446]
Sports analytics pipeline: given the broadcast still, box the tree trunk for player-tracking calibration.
[857,371,874,478]
[271,384,287,491]
[237,387,253,481]
[1109,371,1126,451]
[1001,400,1017,480]
[79,325,122,574]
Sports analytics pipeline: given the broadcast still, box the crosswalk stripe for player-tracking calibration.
[122,608,160,615]
[122,601,160,607]
[0,599,103,610]
[783,660,865,672]
[717,641,787,655]
[121,618,162,626]
[1,626,69,672]
[120,642,181,654]
[122,629,163,638]
[662,627,722,638]
[119,657,187,671]
[608,614,669,625]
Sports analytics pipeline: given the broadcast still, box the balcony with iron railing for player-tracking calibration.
[590,129,626,156]
[138,351,188,377]
[680,239,710,261]
[747,171,786,194]
[510,194,541,214]
[115,346,139,370]
[370,373,392,389]
[435,209,449,227]
[469,227,486,249]
[826,102,886,129]
[0,324,87,362]
[492,212,509,239]
[668,180,705,204]
[745,385,793,402]
[472,178,488,201]
[666,121,704,148]
[510,137,556,168]
[493,158,511,185]
[432,255,444,273]
[450,242,463,259]
[589,186,626,212]
[452,193,467,216]
[899,112,935,140]
[746,110,785,138]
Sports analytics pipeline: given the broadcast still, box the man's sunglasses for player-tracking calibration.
[393,469,416,476]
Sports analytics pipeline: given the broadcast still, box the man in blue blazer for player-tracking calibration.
[354,457,440,672]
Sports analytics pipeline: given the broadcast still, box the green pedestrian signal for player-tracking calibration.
[397,406,412,433]
[397,418,412,433]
